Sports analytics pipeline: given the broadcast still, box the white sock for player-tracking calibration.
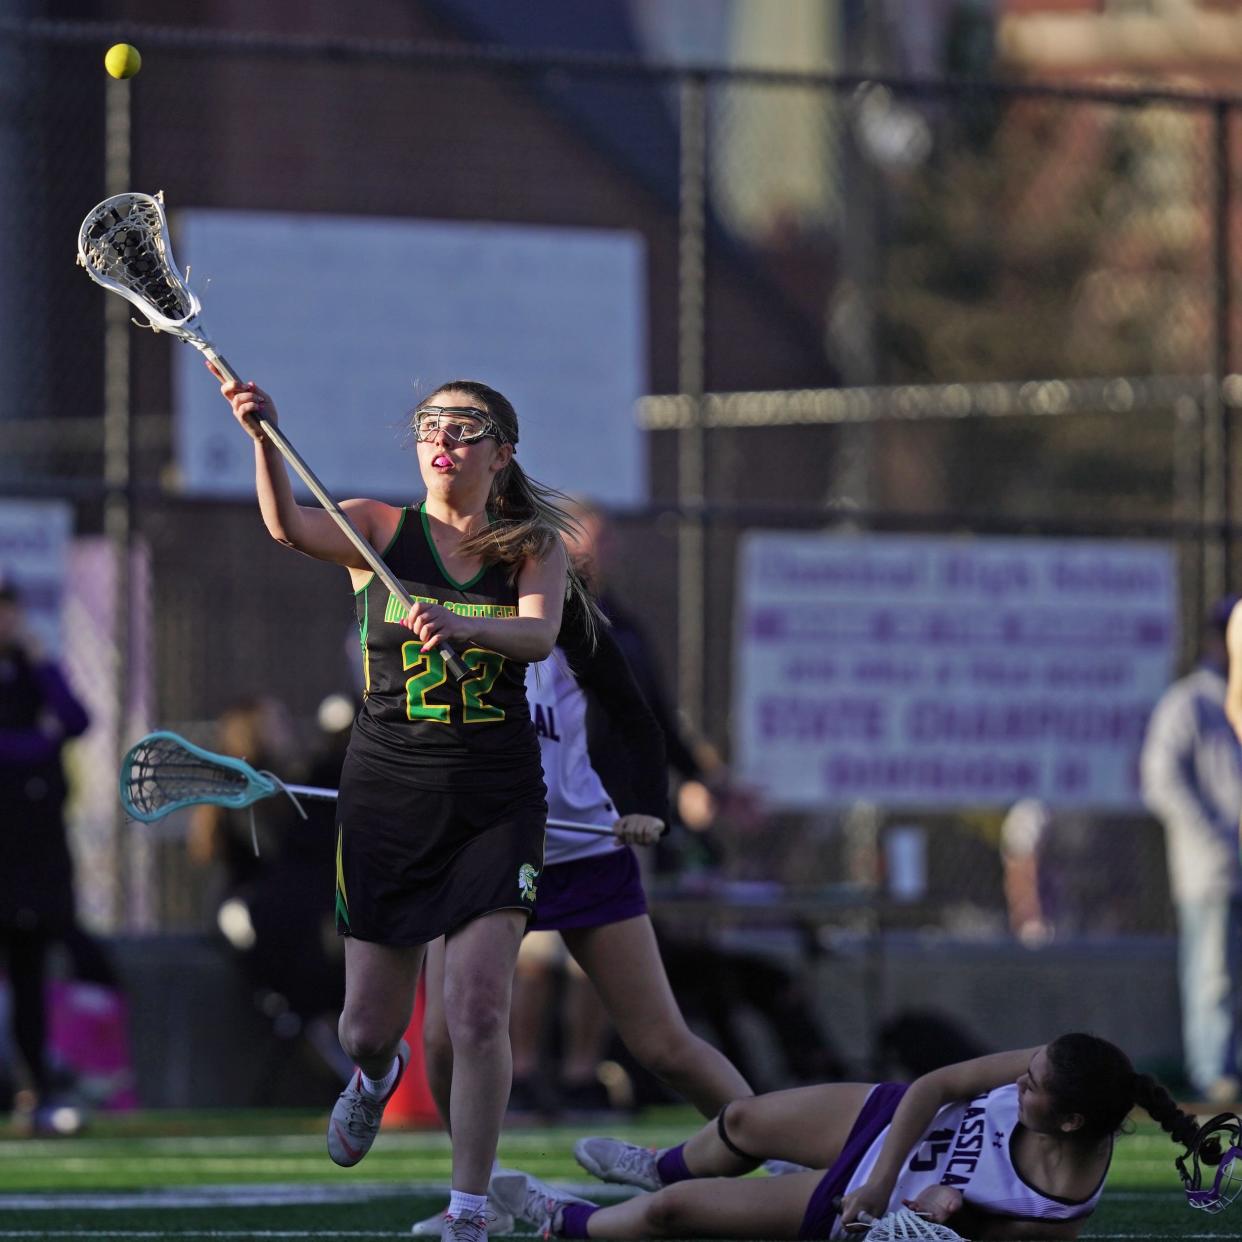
[359,1055,399,1098]
[448,1190,489,1222]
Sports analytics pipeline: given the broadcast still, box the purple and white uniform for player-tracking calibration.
[524,602,668,931]
[527,649,618,867]
[819,1083,1108,1239]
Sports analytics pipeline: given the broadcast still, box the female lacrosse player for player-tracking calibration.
[493,1031,1209,1241]
[216,368,585,1242]
[411,594,755,1235]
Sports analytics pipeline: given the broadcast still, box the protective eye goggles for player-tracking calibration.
[413,405,506,445]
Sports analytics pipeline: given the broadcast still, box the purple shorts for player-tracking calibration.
[526,847,648,931]
[799,1083,908,1240]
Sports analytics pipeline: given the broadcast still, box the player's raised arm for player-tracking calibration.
[211,364,396,567]
[839,1047,1042,1228]
[402,538,567,663]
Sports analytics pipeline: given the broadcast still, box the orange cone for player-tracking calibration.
[383,975,441,1128]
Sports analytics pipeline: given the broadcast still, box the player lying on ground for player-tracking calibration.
[492,1032,1220,1240]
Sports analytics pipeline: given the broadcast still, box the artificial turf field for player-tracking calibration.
[0,1107,1230,1241]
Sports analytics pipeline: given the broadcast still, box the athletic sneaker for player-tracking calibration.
[327,1039,410,1167]
[490,1170,592,1238]
[573,1136,662,1191]
[410,1199,516,1236]
[441,1211,489,1242]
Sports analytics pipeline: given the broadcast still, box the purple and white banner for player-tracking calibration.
[734,533,1178,810]
[0,500,73,649]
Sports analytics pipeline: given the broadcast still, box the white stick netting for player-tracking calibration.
[77,192,200,333]
[858,1210,966,1241]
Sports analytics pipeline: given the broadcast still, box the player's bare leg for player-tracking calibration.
[564,916,751,1115]
[679,1082,874,1171]
[328,938,422,1166]
[588,1172,819,1238]
[422,936,453,1127]
[338,938,422,1074]
[494,1167,820,1239]
[442,908,527,1194]
[573,1081,873,1191]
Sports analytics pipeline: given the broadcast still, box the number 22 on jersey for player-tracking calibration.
[402,644,505,723]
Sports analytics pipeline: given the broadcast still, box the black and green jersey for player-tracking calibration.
[350,502,540,788]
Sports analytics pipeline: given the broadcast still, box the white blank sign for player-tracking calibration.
[172,210,647,505]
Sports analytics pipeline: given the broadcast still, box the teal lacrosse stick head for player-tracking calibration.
[119,731,280,823]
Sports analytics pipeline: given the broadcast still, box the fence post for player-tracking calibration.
[1206,99,1233,607]
[104,73,133,929]
[677,71,708,733]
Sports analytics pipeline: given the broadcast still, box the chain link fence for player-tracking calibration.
[3,20,1239,948]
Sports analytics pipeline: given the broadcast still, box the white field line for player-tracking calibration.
[0,1181,631,1211]
[2,1226,1221,1240]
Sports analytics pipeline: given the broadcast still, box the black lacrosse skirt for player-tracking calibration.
[333,746,547,946]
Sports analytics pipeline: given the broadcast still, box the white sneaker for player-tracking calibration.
[442,1211,489,1242]
[490,1170,592,1237]
[411,1201,516,1236]
[572,1136,662,1191]
[326,1039,410,1167]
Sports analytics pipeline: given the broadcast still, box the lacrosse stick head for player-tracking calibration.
[1177,1111,1242,1214]
[856,1209,965,1241]
[120,731,279,823]
[77,191,207,340]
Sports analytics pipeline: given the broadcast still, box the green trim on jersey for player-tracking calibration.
[383,505,411,555]
[353,504,411,596]
[420,502,488,590]
[359,586,371,696]
[334,825,350,930]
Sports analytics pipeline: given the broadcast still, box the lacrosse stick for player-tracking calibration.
[119,731,622,838]
[76,190,468,683]
[1178,1111,1242,1214]
[835,1197,966,1242]
[845,1209,965,1241]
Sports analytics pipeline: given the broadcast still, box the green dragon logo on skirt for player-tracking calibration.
[518,863,539,904]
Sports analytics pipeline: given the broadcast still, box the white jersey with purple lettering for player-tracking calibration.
[527,649,619,866]
[829,1083,1107,1239]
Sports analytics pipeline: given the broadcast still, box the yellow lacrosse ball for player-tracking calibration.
[104,43,142,80]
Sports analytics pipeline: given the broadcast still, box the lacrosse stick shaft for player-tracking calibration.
[202,348,470,684]
[281,783,619,837]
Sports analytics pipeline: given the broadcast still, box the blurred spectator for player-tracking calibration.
[1000,799,1057,945]
[0,573,91,1133]
[187,695,349,1087]
[1141,596,1242,1104]
[999,800,1135,944]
